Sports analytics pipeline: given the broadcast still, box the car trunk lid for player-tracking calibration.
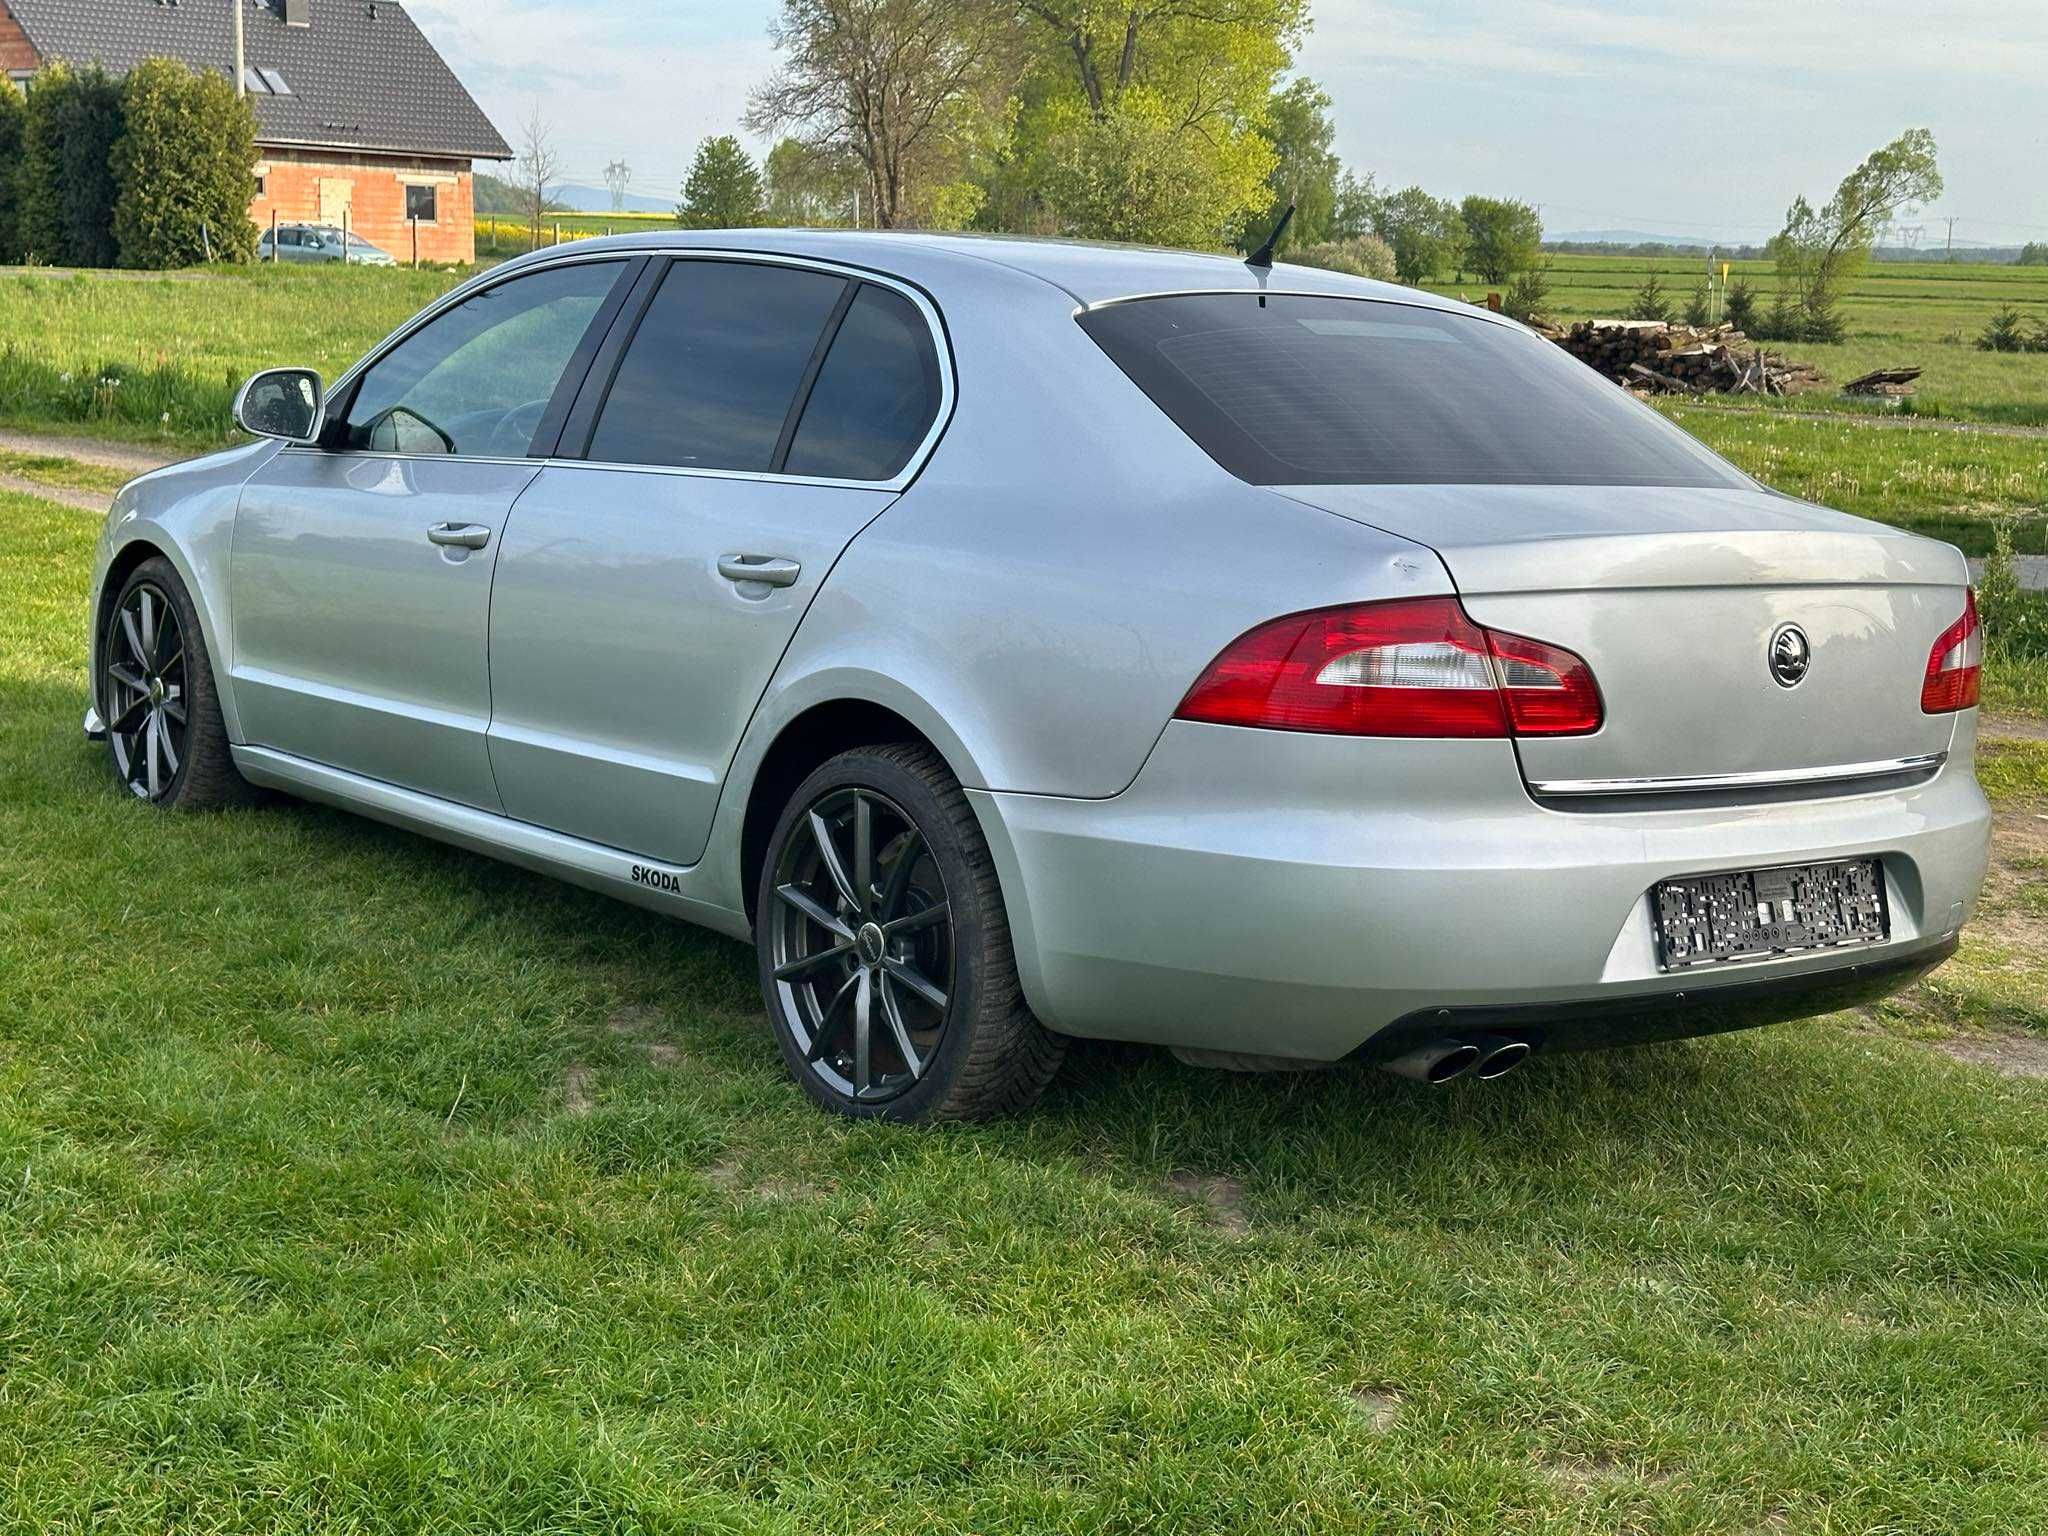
[1278,483,1968,790]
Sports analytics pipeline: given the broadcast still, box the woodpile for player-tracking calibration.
[1534,318,1823,397]
[1842,366,1923,397]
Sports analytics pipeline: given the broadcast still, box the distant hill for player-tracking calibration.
[473,173,670,218]
[1549,228,1744,250]
[552,183,674,215]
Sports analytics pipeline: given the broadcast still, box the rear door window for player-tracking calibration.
[1078,294,1748,488]
[784,284,942,481]
[586,260,849,472]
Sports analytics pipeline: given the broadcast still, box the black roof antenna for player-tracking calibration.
[1245,202,1295,270]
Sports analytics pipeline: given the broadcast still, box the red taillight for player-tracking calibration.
[1921,588,1982,714]
[1175,598,1603,738]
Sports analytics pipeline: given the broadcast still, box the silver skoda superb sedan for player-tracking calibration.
[85,232,1992,1119]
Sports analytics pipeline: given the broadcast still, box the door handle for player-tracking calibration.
[718,554,802,589]
[427,523,492,550]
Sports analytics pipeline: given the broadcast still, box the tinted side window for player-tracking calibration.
[587,261,848,471]
[343,261,624,457]
[785,284,941,481]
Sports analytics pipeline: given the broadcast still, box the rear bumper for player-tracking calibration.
[1350,936,1957,1066]
[971,716,1991,1062]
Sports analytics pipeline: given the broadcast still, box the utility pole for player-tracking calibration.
[233,0,245,95]
[1945,216,1957,261]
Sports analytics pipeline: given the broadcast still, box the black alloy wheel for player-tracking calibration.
[767,784,955,1104]
[756,744,1065,1122]
[104,580,191,802]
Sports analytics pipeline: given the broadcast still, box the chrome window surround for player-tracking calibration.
[286,245,958,494]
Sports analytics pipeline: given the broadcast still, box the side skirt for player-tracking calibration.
[232,745,753,940]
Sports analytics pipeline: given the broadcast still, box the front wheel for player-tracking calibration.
[756,743,1064,1122]
[99,557,249,810]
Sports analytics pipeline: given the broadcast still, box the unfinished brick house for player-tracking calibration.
[1,0,509,264]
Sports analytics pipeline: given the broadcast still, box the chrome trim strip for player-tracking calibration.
[1531,752,1947,798]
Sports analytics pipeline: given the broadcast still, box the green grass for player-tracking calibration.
[0,265,463,448]
[1421,253,2048,427]
[5,486,2048,1530]
[1662,405,2048,556]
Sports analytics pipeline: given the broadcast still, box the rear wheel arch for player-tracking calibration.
[740,699,975,925]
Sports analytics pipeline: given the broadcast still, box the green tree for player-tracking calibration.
[111,58,258,269]
[1374,186,1464,283]
[1978,305,2026,352]
[764,137,864,225]
[15,63,72,262]
[1723,276,1757,331]
[748,0,1021,230]
[2018,242,2048,267]
[1014,0,1301,248]
[1769,128,1941,333]
[1458,195,1541,284]
[1503,263,1551,324]
[1328,169,1380,241]
[0,79,24,263]
[52,65,125,267]
[1239,77,1340,251]
[1627,272,1673,322]
[678,135,766,229]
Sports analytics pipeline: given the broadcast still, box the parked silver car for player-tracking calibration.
[84,232,1992,1119]
[257,223,397,266]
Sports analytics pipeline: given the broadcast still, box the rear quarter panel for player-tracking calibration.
[750,268,1451,802]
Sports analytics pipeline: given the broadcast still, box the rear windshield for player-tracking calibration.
[1078,294,1749,489]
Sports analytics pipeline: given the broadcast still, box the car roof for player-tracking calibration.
[490,228,1472,314]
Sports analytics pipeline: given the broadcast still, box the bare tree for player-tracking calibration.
[603,158,632,215]
[516,102,560,246]
[746,0,1018,229]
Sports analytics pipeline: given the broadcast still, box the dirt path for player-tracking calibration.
[0,474,110,513]
[0,430,183,476]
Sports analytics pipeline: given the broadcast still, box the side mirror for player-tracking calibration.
[235,367,325,444]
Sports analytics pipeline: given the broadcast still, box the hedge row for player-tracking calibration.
[0,59,257,270]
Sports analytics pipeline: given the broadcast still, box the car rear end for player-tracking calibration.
[978,286,1990,1072]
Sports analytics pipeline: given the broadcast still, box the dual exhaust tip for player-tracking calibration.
[1382,1033,1532,1085]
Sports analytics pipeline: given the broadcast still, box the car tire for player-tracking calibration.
[756,742,1065,1122]
[100,557,250,810]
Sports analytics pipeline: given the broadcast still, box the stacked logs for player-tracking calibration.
[1533,319,1823,397]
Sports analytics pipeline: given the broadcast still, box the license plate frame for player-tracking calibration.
[1653,858,1888,971]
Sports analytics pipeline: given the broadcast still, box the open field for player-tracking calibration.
[0,266,463,448]
[1424,254,2048,428]
[476,210,676,259]
[5,483,2048,1531]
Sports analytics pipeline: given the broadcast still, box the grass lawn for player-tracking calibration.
[0,265,463,449]
[1662,406,2048,558]
[5,487,2048,1531]
[1423,253,2048,428]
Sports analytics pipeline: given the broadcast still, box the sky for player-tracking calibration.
[410,0,2048,246]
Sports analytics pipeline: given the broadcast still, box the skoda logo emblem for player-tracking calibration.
[1768,623,1812,688]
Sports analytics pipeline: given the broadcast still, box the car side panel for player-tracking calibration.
[744,272,1451,801]
[89,441,282,747]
